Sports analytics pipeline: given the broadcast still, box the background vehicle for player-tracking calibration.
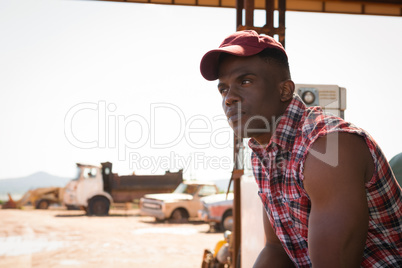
[2,187,63,209]
[389,152,402,187]
[140,181,219,222]
[199,193,234,232]
[63,162,183,216]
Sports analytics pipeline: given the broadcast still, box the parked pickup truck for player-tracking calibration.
[198,193,234,232]
[139,181,219,222]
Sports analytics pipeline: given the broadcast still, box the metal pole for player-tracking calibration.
[245,0,254,27]
[233,1,286,266]
[236,0,243,30]
[232,135,244,268]
[278,0,286,46]
[265,0,274,31]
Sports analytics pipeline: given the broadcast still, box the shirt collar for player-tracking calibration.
[248,95,306,152]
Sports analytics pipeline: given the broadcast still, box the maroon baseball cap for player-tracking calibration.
[200,30,287,81]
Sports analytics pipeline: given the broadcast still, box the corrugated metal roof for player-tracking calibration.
[102,0,402,17]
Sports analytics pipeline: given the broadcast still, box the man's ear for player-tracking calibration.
[279,80,295,102]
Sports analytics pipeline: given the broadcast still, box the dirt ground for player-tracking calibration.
[0,206,223,268]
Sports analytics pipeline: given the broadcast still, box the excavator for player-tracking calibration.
[2,187,64,209]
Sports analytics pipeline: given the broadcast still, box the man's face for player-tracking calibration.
[217,54,286,141]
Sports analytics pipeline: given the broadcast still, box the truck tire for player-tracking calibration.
[36,199,49,210]
[221,210,233,232]
[154,217,165,223]
[87,196,110,216]
[170,208,189,223]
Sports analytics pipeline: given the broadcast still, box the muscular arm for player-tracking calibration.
[303,133,373,267]
[253,207,295,268]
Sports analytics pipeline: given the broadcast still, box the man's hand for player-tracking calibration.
[304,132,373,267]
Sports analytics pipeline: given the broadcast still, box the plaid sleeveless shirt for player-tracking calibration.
[250,95,402,267]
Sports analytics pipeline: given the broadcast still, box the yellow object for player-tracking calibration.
[3,187,63,209]
[213,240,226,258]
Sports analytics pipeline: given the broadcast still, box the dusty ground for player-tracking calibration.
[0,206,223,268]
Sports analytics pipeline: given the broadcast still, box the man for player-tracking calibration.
[200,30,402,267]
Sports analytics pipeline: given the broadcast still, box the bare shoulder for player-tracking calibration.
[304,132,372,266]
[303,132,374,199]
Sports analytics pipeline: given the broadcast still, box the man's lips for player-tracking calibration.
[228,114,240,122]
[226,109,245,122]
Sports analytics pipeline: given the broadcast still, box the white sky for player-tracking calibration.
[0,0,401,180]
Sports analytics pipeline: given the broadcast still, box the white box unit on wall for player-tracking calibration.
[295,84,347,119]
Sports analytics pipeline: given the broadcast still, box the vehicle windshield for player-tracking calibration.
[83,167,97,179]
[173,183,198,195]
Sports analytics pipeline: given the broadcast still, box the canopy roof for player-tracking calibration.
[106,0,402,17]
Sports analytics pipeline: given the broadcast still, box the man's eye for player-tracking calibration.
[219,88,228,94]
[242,80,251,85]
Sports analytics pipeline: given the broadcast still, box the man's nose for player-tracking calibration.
[224,87,241,106]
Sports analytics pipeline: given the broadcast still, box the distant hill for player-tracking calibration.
[0,171,72,200]
[0,172,233,201]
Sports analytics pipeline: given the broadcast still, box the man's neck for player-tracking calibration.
[252,133,272,147]
[250,99,293,146]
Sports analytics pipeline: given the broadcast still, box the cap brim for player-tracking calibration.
[200,45,264,81]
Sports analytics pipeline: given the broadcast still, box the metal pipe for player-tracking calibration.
[236,0,243,29]
[265,0,274,31]
[245,0,254,27]
[278,0,286,46]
